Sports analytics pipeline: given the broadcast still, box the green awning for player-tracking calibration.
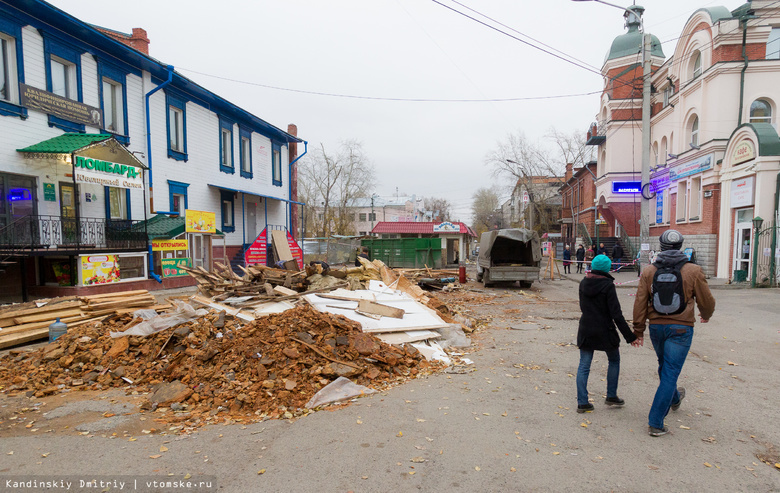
[17,133,147,168]
[138,214,223,239]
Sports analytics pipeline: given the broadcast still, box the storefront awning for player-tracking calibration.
[136,214,223,239]
[208,184,305,206]
[16,133,147,168]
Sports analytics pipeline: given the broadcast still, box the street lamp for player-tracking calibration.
[572,0,653,273]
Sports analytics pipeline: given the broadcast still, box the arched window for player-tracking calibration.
[660,137,668,164]
[690,116,699,147]
[692,52,702,79]
[749,99,772,124]
[652,141,659,166]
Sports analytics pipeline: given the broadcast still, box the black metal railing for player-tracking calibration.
[0,215,148,254]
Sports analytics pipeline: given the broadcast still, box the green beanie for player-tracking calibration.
[591,254,611,272]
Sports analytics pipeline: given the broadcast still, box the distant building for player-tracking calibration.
[309,195,426,237]
[499,175,563,233]
[371,221,477,265]
[559,161,598,242]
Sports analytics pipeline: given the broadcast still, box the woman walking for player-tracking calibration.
[576,255,637,413]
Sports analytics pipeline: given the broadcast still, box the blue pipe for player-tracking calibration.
[287,141,308,234]
[145,64,175,283]
[241,193,246,267]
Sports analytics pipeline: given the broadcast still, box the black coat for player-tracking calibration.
[576,247,585,261]
[612,244,624,259]
[577,271,636,350]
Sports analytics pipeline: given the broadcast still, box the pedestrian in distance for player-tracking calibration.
[632,230,715,437]
[612,241,624,272]
[576,254,638,413]
[355,247,370,267]
[562,244,572,274]
[585,244,595,271]
[576,244,586,273]
[598,242,608,256]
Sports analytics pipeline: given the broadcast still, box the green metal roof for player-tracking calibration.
[605,26,664,62]
[16,133,112,153]
[730,3,753,20]
[696,6,734,23]
[732,123,780,157]
[138,214,223,239]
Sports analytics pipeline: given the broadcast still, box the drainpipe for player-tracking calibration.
[241,193,246,267]
[144,65,175,283]
[287,141,308,233]
[738,19,749,125]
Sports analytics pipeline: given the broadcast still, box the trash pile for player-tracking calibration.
[0,257,474,427]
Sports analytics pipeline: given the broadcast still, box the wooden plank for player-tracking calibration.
[0,327,50,349]
[357,300,405,319]
[273,285,298,297]
[14,308,85,325]
[271,229,294,261]
[82,290,149,300]
[0,300,83,320]
[0,314,91,336]
[84,295,155,310]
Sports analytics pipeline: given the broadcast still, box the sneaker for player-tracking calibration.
[577,403,595,413]
[671,387,685,411]
[648,426,669,437]
[605,397,625,407]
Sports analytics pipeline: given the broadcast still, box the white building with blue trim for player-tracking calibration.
[0,0,305,301]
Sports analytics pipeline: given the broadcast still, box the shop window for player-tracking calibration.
[272,142,282,186]
[168,180,189,214]
[219,117,234,174]
[689,177,702,221]
[676,181,688,222]
[240,127,252,178]
[117,254,146,280]
[105,186,130,220]
[166,93,187,161]
[749,99,772,124]
[220,190,235,233]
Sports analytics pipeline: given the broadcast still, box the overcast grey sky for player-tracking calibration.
[48,0,745,222]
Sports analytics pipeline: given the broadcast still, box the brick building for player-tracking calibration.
[584,2,780,280]
[559,161,598,241]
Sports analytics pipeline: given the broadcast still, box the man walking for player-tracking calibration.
[612,241,624,272]
[632,230,715,437]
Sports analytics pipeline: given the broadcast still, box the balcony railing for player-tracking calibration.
[0,215,148,255]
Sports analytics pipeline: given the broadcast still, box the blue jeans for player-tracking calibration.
[648,324,694,429]
[577,348,620,406]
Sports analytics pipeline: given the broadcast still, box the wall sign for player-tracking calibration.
[669,154,713,181]
[185,210,216,233]
[245,228,268,265]
[612,181,641,193]
[20,83,103,127]
[74,156,143,189]
[433,221,460,233]
[43,183,56,202]
[731,176,755,208]
[152,238,189,251]
[161,257,191,277]
[656,192,664,224]
[732,140,755,166]
[80,255,120,285]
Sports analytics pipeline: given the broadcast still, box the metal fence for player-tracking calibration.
[754,215,779,287]
[303,237,362,266]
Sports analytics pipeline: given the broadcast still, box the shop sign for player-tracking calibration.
[245,229,268,265]
[732,140,755,166]
[43,182,56,202]
[656,192,664,224]
[185,210,216,233]
[651,173,670,192]
[152,238,189,251]
[80,255,120,285]
[612,181,641,193]
[433,221,460,233]
[669,154,713,181]
[731,176,755,208]
[161,257,191,277]
[20,83,103,127]
[74,156,143,189]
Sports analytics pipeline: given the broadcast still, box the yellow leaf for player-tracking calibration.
[409,471,416,475]
[553,452,560,455]
[703,462,712,468]
[775,463,780,470]
[160,446,168,452]
[41,453,49,458]
[580,423,588,428]
[183,474,191,480]
[416,419,426,422]
[128,437,137,442]
[257,469,266,475]
[510,467,516,472]
[727,361,738,366]
[483,413,490,416]
[397,431,403,437]
[680,426,691,430]
[475,466,481,471]
[356,420,363,425]
[149,455,162,459]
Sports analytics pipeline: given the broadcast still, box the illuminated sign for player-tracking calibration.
[612,181,641,193]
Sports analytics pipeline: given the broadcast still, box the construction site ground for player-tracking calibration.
[0,269,778,492]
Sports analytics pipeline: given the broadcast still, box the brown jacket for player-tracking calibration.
[632,253,715,334]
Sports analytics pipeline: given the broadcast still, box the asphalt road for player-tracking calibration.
[1,276,778,492]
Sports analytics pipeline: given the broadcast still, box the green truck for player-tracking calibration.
[476,228,541,288]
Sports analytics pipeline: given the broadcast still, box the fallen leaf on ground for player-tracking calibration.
[648,465,659,470]
[257,469,265,475]
[580,423,588,428]
[680,425,691,430]
[475,466,480,471]
[410,457,425,463]
[727,361,738,366]
[160,446,168,452]
[703,462,712,468]
[149,455,162,459]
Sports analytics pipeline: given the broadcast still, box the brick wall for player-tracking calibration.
[712,43,766,63]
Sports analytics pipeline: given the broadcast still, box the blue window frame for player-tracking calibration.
[220,190,235,233]
[219,116,235,174]
[43,35,84,132]
[168,180,189,215]
[272,142,282,187]
[98,62,129,145]
[165,92,187,161]
[239,126,253,179]
[0,13,26,119]
[104,186,131,220]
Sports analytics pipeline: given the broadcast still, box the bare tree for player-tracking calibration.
[299,141,375,237]
[471,188,500,236]
[422,197,452,222]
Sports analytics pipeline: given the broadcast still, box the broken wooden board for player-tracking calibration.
[273,285,298,297]
[375,330,442,345]
[270,229,294,261]
[357,299,405,319]
[189,295,255,322]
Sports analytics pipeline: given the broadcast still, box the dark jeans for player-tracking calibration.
[576,260,584,273]
[648,324,693,429]
[613,257,622,271]
[576,347,620,406]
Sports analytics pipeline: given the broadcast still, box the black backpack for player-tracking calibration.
[652,260,688,315]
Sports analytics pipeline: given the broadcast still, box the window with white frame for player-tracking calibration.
[663,86,672,107]
[767,27,780,60]
[108,187,127,220]
[241,136,251,174]
[222,200,233,226]
[272,143,282,186]
[169,106,184,152]
[172,193,185,214]
[689,177,702,220]
[102,78,124,134]
[50,56,76,99]
[676,181,688,222]
[690,116,699,147]
[0,33,19,104]
[749,99,772,124]
[221,128,233,169]
[692,52,702,79]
